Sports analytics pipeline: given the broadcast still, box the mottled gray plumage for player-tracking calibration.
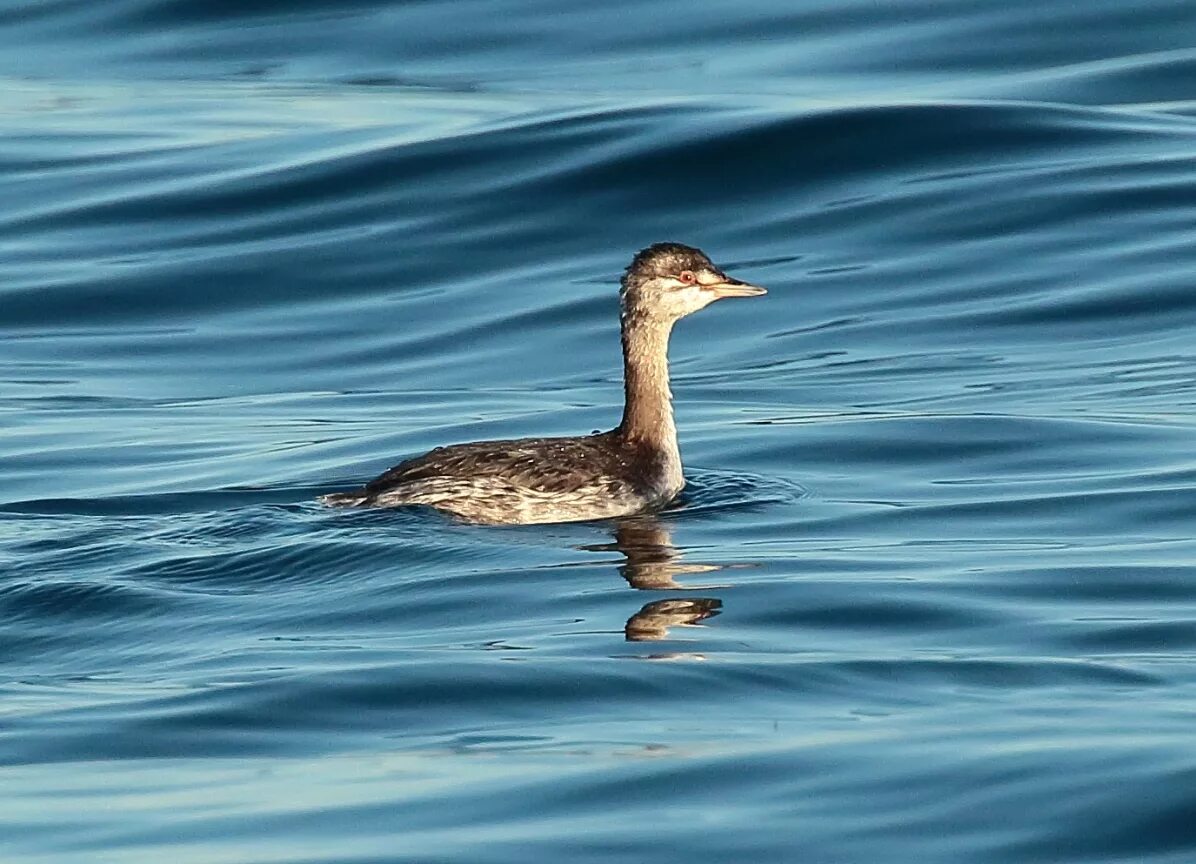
[322,432,673,524]
[320,243,765,524]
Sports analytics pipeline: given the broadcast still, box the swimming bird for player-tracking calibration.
[320,243,766,524]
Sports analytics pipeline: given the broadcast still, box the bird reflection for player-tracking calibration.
[584,517,726,642]
[624,597,722,642]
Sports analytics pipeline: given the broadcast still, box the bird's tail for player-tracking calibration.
[318,490,369,507]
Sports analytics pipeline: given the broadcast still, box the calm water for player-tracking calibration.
[4,2,1196,862]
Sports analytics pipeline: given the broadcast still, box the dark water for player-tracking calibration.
[5,2,1196,861]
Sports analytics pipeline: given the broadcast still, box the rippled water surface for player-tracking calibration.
[5,2,1196,862]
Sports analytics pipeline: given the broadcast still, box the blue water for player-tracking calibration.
[5,2,1196,861]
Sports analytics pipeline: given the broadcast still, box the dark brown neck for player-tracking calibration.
[618,310,678,450]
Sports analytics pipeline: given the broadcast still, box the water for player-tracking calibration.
[4,2,1196,861]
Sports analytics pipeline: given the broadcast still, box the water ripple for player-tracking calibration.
[6,3,1196,861]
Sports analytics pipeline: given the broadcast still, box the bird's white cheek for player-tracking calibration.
[681,286,709,312]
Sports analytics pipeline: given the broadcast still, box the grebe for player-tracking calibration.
[320,243,766,523]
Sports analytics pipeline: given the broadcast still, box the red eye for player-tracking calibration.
[678,271,696,284]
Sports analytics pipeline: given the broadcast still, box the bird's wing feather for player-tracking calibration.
[363,434,634,496]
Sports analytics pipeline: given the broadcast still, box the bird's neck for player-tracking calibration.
[618,311,679,455]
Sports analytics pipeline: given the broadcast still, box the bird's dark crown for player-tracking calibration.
[622,242,719,291]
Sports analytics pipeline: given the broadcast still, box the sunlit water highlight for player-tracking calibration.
[4,1,1196,861]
